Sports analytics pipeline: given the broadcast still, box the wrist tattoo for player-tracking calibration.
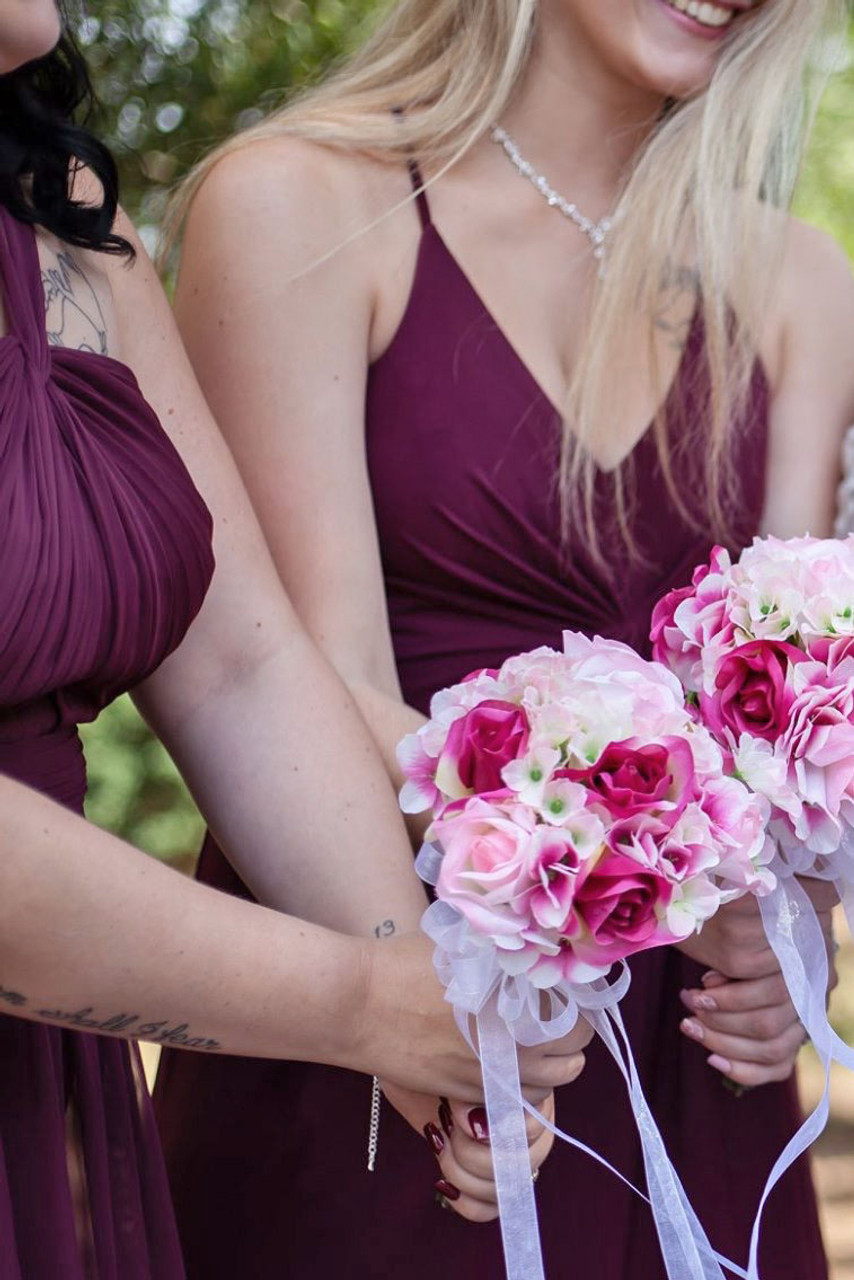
[373,919,397,939]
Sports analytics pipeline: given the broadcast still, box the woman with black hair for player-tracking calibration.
[0,5,589,1275]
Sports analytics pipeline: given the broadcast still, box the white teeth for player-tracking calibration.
[665,0,735,27]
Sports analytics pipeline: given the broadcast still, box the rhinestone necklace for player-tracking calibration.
[490,125,613,262]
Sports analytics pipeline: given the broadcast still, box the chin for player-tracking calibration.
[0,2,63,77]
[630,0,762,97]
[549,0,765,102]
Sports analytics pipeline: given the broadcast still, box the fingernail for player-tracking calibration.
[689,991,718,1012]
[423,1123,445,1156]
[434,1178,460,1202]
[708,1054,733,1074]
[701,970,724,987]
[680,1018,705,1043]
[434,1191,452,1211]
[467,1107,489,1142]
[438,1100,454,1137]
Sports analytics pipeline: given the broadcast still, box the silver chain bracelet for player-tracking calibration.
[366,1075,382,1172]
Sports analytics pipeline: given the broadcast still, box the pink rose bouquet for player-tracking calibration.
[652,535,854,872]
[652,534,854,1279]
[401,632,772,991]
[399,632,771,1280]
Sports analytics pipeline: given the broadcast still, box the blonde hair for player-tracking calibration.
[166,0,846,555]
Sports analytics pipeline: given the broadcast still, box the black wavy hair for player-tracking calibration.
[0,9,133,257]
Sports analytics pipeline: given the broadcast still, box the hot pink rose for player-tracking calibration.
[701,640,805,743]
[435,700,530,799]
[572,852,673,964]
[563,737,696,820]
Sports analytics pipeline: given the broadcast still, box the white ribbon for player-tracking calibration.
[417,845,746,1280]
[748,866,853,1280]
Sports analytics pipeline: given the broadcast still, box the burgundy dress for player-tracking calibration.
[0,205,213,1278]
[155,179,827,1277]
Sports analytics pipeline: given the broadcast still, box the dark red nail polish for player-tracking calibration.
[438,1101,454,1137]
[467,1106,489,1142]
[434,1178,460,1202]
[423,1122,445,1156]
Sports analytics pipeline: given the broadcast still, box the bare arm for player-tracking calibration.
[166,144,592,1209]
[0,205,587,1146]
[171,142,427,807]
[81,209,428,938]
[0,773,476,1093]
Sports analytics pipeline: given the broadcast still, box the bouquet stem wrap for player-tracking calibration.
[419,845,747,1280]
[477,1001,546,1280]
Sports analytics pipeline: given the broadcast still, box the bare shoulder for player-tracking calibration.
[777,217,854,381]
[183,135,412,280]
[760,217,854,538]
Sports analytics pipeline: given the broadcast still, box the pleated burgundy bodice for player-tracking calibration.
[0,205,214,1280]
[0,207,214,812]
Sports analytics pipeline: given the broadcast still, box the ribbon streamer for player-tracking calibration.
[748,874,848,1280]
[417,843,746,1280]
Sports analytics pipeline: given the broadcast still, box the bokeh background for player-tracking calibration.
[77,2,854,1274]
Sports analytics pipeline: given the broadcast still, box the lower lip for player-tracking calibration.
[653,0,736,42]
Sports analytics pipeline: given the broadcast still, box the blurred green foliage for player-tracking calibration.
[79,4,854,868]
[82,0,382,241]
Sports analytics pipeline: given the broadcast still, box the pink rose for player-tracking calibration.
[572,851,673,963]
[650,549,734,692]
[701,640,805,743]
[435,700,530,799]
[650,583,697,675]
[563,737,696,820]
[804,635,854,670]
[432,797,535,939]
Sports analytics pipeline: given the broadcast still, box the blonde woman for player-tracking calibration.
[155,0,854,1274]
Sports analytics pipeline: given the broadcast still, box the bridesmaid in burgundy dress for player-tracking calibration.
[0,6,586,1276]
[154,0,854,1275]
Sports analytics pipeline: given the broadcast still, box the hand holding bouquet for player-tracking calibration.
[399,632,772,1280]
[653,534,854,1278]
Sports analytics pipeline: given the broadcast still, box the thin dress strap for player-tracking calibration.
[0,206,49,359]
[406,157,432,230]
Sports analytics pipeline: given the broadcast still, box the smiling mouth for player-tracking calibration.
[661,0,740,29]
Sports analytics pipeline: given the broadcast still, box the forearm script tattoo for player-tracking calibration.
[0,982,221,1050]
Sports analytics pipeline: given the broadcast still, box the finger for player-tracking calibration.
[681,1015,806,1066]
[517,1047,586,1091]
[706,1053,799,1088]
[442,1116,556,1184]
[684,1002,799,1041]
[543,1017,594,1055]
[718,947,782,982]
[681,971,790,1015]
[447,1096,551,1148]
[687,1004,798,1040]
[435,1185,500,1224]
[435,1144,499,1205]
